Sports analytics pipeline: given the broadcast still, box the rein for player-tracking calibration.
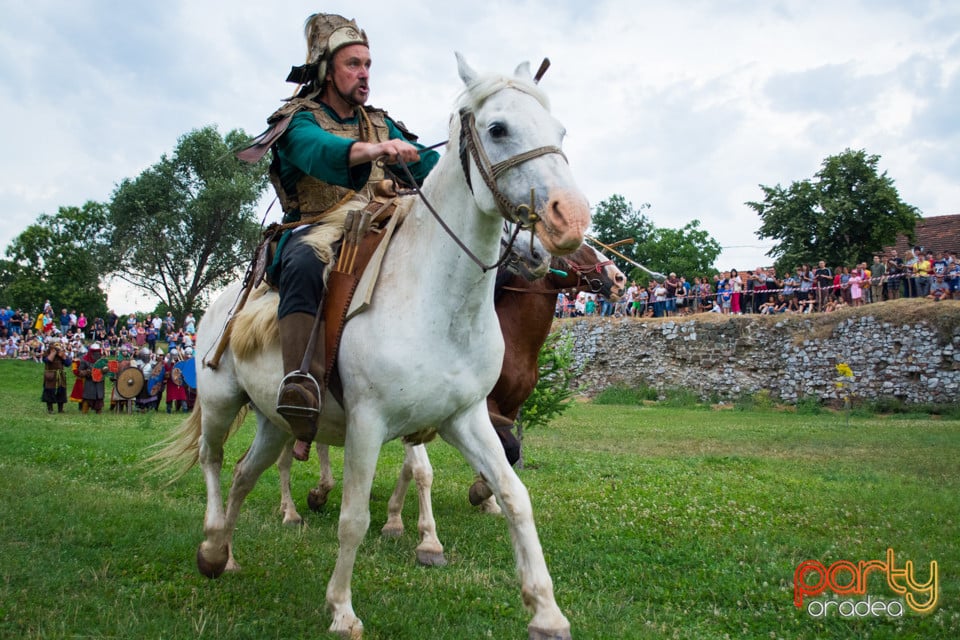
[391,160,521,273]
[389,101,566,273]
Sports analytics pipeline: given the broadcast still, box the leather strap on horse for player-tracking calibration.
[321,200,398,405]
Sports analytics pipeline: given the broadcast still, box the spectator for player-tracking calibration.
[664,273,680,317]
[928,276,950,301]
[849,268,864,307]
[814,261,833,311]
[42,340,71,414]
[870,255,885,302]
[947,251,959,300]
[59,308,70,336]
[729,269,743,314]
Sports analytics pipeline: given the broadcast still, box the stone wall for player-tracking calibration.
[556,300,960,404]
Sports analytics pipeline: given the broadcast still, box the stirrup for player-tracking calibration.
[276,370,321,419]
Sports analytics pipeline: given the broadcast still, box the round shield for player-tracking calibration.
[115,367,144,399]
[170,365,184,386]
[175,359,197,389]
[148,363,165,396]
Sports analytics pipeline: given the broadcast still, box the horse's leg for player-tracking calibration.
[277,440,304,526]
[326,421,382,639]
[382,443,445,565]
[442,404,571,640]
[480,494,503,515]
[196,399,247,578]
[380,442,413,538]
[406,444,445,565]
[218,412,292,572]
[307,443,336,512]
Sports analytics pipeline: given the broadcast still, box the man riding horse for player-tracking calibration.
[242,13,439,460]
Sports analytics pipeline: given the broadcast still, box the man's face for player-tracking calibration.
[327,44,371,107]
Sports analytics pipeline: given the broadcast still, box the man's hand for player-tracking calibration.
[350,139,421,166]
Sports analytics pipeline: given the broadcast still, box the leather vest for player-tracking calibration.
[267,99,391,220]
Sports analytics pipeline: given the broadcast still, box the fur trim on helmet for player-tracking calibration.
[286,13,368,91]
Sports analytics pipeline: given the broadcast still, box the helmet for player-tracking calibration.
[289,14,368,87]
[89,343,101,351]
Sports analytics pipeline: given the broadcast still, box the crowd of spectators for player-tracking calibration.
[0,304,198,363]
[556,247,960,319]
[2,303,201,415]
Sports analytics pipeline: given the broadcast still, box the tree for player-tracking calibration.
[589,195,655,275]
[589,195,720,282]
[747,149,921,272]
[645,220,722,279]
[107,126,269,316]
[0,202,111,317]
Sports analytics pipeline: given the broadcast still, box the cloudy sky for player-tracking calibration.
[2,0,958,311]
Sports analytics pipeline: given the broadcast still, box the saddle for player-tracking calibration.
[206,196,402,405]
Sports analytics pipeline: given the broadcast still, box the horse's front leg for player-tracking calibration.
[442,404,571,640]
[326,421,382,639]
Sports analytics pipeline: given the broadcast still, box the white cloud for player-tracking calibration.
[2,0,957,312]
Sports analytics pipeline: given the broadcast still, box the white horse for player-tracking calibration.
[155,54,589,639]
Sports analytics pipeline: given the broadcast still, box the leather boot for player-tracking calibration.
[277,312,322,450]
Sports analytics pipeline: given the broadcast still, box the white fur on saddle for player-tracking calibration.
[230,199,410,362]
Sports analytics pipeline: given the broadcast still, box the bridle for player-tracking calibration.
[457,109,566,230]
[391,90,567,273]
[556,255,615,294]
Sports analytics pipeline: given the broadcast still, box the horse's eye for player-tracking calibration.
[488,122,508,139]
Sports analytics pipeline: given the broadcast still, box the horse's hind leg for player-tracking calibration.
[196,399,247,578]
[307,443,336,512]
[442,404,571,640]
[381,443,445,566]
[277,441,304,526]
[217,412,293,572]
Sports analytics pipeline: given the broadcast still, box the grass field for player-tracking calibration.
[1,359,957,639]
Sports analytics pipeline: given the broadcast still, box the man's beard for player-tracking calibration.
[336,80,368,107]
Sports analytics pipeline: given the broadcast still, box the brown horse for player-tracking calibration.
[278,241,624,523]
[470,242,626,507]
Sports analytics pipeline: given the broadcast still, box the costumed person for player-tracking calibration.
[164,347,188,413]
[77,343,106,414]
[237,13,439,461]
[182,347,197,411]
[69,346,86,408]
[41,340,71,413]
[134,347,162,412]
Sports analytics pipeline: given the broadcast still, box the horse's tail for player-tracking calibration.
[146,405,249,483]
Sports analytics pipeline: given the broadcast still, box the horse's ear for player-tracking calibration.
[456,52,477,85]
[514,61,532,79]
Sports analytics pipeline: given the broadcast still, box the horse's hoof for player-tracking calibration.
[196,543,227,579]
[468,479,493,506]
[381,523,404,538]
[528,626,572,640]
[329,614,363,639]
[282,512,304,527]
[416,549,447,567]
[307,487,331,512]
[480,495,503,516]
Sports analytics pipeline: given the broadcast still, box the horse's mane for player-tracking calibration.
[456,73,551,113]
